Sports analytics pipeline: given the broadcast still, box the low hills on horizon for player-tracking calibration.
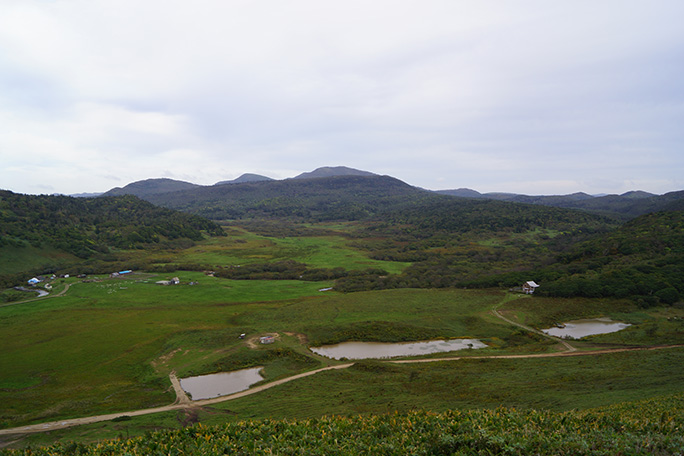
[98,165,684,221]
[102,166,373,197]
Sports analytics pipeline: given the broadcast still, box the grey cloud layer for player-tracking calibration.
[1,0,682,195]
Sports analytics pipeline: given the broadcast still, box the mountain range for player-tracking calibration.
[98,166,684,221]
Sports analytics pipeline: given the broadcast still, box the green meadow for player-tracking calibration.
[1,231,683,450]
[136,227,410,274]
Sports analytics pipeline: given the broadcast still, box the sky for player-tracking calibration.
[1,0,683,196]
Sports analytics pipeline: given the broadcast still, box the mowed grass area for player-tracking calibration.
[137,227,410,274]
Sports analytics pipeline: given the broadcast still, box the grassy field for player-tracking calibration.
[134,227,410,274]
[1,229,683,450]
[6,348,684,450]
[499,295,684,346]
[1,279,527,429]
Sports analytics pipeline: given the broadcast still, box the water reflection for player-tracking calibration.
[310,339,486,360]
[180,367,263,400]
[541,318,631,339]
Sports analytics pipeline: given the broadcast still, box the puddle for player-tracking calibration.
[310,338,487,360]
[180,367,263,400]
[541,318,631,339]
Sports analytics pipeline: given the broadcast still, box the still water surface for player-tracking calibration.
[541,318,631,339]
[180,367,263,400]
[310,339,487,360]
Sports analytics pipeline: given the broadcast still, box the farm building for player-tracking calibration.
[522,281,540,294]
[110,270,133,278]
[260,336,275,344]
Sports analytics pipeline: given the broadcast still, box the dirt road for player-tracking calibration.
[3,344,683,437]
[0,283,71,308]
[0,364,353,436]
[491,306,577,352]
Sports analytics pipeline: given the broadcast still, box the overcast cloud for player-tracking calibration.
[1,0,683,196]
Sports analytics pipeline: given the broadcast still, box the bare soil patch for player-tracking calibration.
[245,332,281,349]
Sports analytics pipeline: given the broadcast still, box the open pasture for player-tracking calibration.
[132,227,410,274]
[1,270,682,447]
[0,277,514,429]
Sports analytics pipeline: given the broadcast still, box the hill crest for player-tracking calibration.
[102,178,198,197]
[293,166,376,180]
[215,173,274,185]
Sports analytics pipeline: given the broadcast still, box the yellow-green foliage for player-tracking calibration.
[3,401,683,455]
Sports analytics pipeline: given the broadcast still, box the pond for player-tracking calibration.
[541,318,631,339]
[15,287,49,297]
[309,338,487,360]
[180,367,263,400]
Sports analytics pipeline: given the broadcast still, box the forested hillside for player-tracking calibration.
[102,170,684,222]
[326,199,683,306]
[537,210,684,305]
[330,198,616,292]
[0,191,224,286]
[144,175,443,221]
[102,178,199,197]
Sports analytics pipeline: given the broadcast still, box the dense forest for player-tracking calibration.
[143,175,446,221]
[0,191,224,287]
[329,207,684,306]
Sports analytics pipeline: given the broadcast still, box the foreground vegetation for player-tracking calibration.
[3,395,683,455]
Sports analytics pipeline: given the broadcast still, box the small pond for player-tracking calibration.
[309,338,487,360]
[15,287,49,297]
[541,318,631,339]
[180,367,263,400]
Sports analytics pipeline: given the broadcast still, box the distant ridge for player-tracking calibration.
[215,173,274,185]
[102,178,198,198]
[95,167,683,221]
[293,166,376,180]
[437,188,684,219]
[69,192,103,198]
[437,188,483,198]
[143,174,435,221]
[621,190,656,199]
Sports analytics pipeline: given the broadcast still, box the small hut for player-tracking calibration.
[522,281,540,294]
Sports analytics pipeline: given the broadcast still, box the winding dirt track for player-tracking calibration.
[1,292,682,437]
[490,306,577,352]
[0,364,353,436]
[0,283,71,308]
[3,344,683,437]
